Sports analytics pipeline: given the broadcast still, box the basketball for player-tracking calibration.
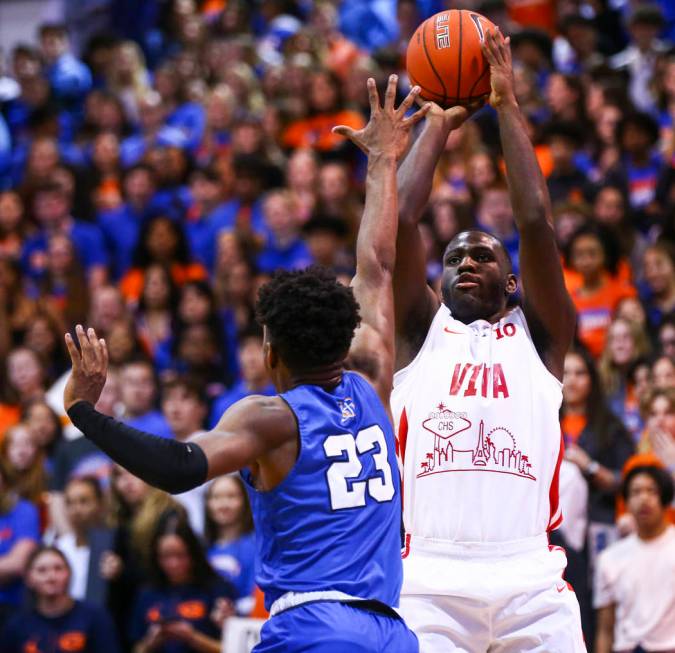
[406,10,496,107]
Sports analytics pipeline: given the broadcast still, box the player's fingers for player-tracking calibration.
[397,85,420,117]
[332,125,358,141]
[384,74,398,112]
[100,338,109,376]
[64,333,81,370]
[366,77,379,114]
[481,32,497,65]
[75,324,94,367]
[89,327,102,364]
[403,102,431,127]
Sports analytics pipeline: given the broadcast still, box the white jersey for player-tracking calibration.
[392,304,564,543]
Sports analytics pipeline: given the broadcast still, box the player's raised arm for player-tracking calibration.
[482,30,575,379]
[333,74,429,404]
[63,325,294,493]
[394,99,479,369]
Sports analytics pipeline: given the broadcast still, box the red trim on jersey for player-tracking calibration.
[547,430,565,532]
[396,408,409,511]
[397,408,409,465]
[401,533,411,559]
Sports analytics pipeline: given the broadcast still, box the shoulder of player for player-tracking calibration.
[225,395,297,439]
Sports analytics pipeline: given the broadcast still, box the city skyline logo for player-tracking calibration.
[418,404,536,481]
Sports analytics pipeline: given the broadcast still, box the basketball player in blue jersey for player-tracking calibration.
[61,75,428,652]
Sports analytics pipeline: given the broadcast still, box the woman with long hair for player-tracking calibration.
[599,316,652,438]
[0,423,46,507]
[105,465,183,648]
[561,348,635,562]
[1,546,121,653]
[130,512,235,653]
[204,475,255,614]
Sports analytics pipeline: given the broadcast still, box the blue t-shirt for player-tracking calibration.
[243,372,403,610]
[124,410,173,439]
[129,580,236,653]
[209,381,276,428]
[256,236,314,273]
[207,533,256,600]
[0,499,40,606]
[3,600,121,653]
[22,221,108,281]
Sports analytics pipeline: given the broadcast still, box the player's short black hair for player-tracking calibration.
[255,266,361,371]
[622,465,674,506]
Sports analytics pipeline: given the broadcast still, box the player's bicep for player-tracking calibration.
[195,396,294,480]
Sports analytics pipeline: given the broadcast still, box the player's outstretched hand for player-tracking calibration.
[63,324,109,411]
[332,74,430,160]
[481,28,516,109]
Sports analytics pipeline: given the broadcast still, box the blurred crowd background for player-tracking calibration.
[0,0,673,651]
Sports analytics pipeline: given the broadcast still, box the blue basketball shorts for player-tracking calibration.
[253,600,419,653]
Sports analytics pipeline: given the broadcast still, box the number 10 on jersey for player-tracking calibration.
[323,425,395,510]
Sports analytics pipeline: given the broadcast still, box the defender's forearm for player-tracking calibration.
[397,116,452,224]
[496,102,551,229]
[67,401,208,493]
[357,153,398,275]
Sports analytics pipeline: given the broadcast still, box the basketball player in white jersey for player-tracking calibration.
[390,29,586,652]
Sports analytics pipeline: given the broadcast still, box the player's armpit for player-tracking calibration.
[196,394,298,485]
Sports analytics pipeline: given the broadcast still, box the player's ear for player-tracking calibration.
[264,341,278,370]
[505,273,517,296]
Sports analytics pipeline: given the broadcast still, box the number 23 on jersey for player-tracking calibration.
[323,425,396,510]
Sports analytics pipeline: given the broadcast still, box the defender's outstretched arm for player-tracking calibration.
[335,74,429,405]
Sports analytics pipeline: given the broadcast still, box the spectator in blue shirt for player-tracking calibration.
[0,464,40,628]
[97,164,162,280]
[118,358,172,438]
[209,326,274,427]
[2,546,121,653]
[22,182,109,288]
[256,190,313,273]
[204,475,256,615]
[38,23,92,106]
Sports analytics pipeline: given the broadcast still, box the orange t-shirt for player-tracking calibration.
[564,258,633,295]
[0,404,21,441]
[283,110,366,151]
[120,263,208,303]
[569,274,637,358]
[561,413,587,445]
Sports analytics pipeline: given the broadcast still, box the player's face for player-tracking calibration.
[441,232,515,324]
[627,474,664,531]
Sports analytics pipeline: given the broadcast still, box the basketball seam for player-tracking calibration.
[408,71,446,102]
[468,63,490,100]
[422,18,447,106]
[456,10,463,103]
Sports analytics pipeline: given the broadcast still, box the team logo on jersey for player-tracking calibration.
[418,404,536,480]
[338,397,356,423]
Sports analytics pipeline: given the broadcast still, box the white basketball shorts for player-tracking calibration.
[398,533,587,653]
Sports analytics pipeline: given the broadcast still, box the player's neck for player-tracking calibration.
[287,362,344,392]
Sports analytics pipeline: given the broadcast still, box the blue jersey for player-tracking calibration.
[243,371,402,611]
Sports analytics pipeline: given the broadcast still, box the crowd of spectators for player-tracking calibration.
[0,0,673,651]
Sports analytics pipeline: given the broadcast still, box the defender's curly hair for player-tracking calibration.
[255,266,361,371]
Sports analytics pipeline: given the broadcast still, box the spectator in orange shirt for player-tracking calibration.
[120,216,207,305]
[282,70,365,152]
[566,224,638,357]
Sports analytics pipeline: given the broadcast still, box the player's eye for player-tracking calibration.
[446,255,461,265]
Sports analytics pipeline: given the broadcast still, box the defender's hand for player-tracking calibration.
[63,324,109,411]
[332,74,430,160]
[422,98,485,131]
[481,28,516,109]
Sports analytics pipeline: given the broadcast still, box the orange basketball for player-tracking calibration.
[406,10,495,107]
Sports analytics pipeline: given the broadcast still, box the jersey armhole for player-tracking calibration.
[394,304,450,387]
